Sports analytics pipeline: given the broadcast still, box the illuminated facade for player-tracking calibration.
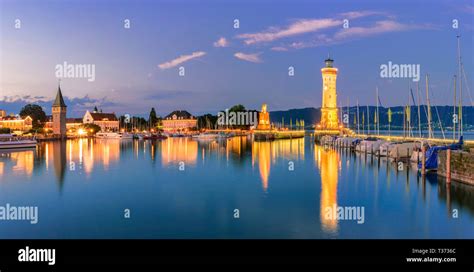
[319,58,339,129]
[257,103,270,130]
[0,115,33,132]
[162,110,197,132]
[83,111,119,132]
[52,84,67,137]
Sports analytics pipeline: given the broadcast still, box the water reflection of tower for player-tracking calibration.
[252,138,305,192]
[252,141,271,191]
[53,140,67,189]
[314,145,339,233]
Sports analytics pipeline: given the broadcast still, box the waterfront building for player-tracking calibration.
[83,111,119,132]
[319,57,339,130]
[0,115,33,132]
[162,110,197,132]
[44,117,83,131]
[52,84,67,137]
[66,118,84,129]
[257,103,271,130]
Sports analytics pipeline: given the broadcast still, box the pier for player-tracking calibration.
[352,134,474,146]
[254,130,305,141]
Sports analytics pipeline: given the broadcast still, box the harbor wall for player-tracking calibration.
[438,150,474,186]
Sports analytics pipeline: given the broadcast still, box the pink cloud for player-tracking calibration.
[236,18,342,45]
[213,37,229,47]
[234,52,262,63]
[158,51,206,70]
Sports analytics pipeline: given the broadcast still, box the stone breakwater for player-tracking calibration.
[438,149,474,185]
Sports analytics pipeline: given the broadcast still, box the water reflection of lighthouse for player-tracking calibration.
[314,145,339,233]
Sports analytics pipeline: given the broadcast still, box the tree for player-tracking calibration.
[229,104,246,112]
[81,123,101,134]
[19,104,47,129]
[227,104,250,129]
[149,107,158,127]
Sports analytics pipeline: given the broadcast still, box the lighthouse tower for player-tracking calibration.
[319,57,339,129]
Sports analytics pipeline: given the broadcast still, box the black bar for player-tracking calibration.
[0,239,472,268]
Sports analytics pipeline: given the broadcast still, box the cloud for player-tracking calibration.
[213,37,229,47]
[0,95,118,116]
[144,90,196,100]
[339,10,388,19]
[287,20,430,50]
[236,18,341,45]
[271,46,288,52]
[234,52,262,63]
[158,51,206,69]
[333,20,418,40]
[466,5,474,14]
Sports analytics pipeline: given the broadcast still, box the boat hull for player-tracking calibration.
[0,142,37,149]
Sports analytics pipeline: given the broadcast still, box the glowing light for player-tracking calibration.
[77,128,86,136]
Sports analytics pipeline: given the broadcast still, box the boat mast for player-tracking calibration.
[403,102,406,138]
[425,74,433,139]
[457,35,463,136]
[366,105,370,135]
[453,75,457,141]
[376,86,379,136]
[408,82,412,138]
[347,97,350,131]
[416,81,421,138]
[356,99,360,135]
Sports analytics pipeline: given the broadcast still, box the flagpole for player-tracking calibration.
[388,108,391,137]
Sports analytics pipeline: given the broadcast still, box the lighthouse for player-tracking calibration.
[319,57,339,129]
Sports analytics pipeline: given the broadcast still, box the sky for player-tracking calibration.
[1,0,473,117]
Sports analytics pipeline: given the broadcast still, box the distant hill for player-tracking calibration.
[270,106,474,130]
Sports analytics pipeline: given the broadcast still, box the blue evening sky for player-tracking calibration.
[1,0,473,117]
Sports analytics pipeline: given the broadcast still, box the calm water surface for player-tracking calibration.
[1,136,473,238]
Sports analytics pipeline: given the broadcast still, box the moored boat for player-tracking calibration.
[119,132,134,139]
[192,132,219,139]
[0,134,37,149]
[387,141,421,158]
[143,133,167,140]
[95,132,122,139]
